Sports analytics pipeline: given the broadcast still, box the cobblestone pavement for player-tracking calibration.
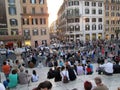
[0,64,120,90]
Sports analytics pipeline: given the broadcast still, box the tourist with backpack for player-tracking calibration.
[61,66,69,83]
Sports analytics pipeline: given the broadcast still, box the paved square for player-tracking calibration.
[0,64,120,90]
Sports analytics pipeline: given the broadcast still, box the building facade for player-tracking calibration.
[21,0,49,47]
[49,21,58,42]
[57,0,104,42]
[0,0,23,47]
[104,0,120,40]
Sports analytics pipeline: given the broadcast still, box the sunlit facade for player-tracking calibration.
[57,0,104,42]
[20,0,50,47]
[0,0,23,47]
[104,0,120,40]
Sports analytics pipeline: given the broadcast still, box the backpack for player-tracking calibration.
[63,75,69,83]
[62,72,69,83]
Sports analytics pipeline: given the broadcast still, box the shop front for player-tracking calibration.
[0,35,23,48]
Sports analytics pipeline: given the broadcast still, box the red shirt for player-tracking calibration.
[2,65,10,74]
[86,68,92,73]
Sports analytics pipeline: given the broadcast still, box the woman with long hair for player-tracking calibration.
[31,70,39,82]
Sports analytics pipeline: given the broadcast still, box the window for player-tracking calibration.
[8,7,16,15]
[11,29,18,35]
[42,40,47,45]
[32,18,38,25]
[85,18,90,22]
[0,29,8,35]
[92,24,96,30]
[75,18,79,22]
[85,2,89,6]
[74,1,79,5]
[116,6,119,11]
[67,9,73,16]
[111,12,115,16]
[111,20,115,24]
[92,2,96,6]
[98,24,102,30]
[39,0,44,4]
[105,5,109,10]
[85,25,90,31]
[98,9,102,14]
[70,26,74,32]
[75,8,79,16]
[32,29,38,35]
[40,18,46,24]
[98,2,102,7]
[105,27,109,31]
[105,12,109,16]
[67,19,74,23]
[10,19,18,26]
[92,9,96,14]
[30,0,36,4]
[8,0,15,4]
[40,7,44,14]
[23,7,26,14]
[41,29,46,35]
[98,18,102,22]
[32,7,35,14]
[69,1,73,6]
[75,25,80,31]
[106,20,109,24]
[22,0,26,3]
[22,18,29,25]
[92,18,96,22]
[85,9,89,14]
[111,0,115,3]
[111,6,115,10]
[24,30,30,36]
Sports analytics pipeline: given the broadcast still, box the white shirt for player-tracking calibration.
[31,74,39,82]
[61,70,70,81]
[100,62,113,73]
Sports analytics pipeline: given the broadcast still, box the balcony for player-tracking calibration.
[24,36,31,40]
[21,13,49,16]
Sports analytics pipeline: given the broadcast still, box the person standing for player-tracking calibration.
[93,77,108,90]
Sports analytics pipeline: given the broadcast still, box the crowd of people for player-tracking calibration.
[1,59,39,89]
[0,39,120,90]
